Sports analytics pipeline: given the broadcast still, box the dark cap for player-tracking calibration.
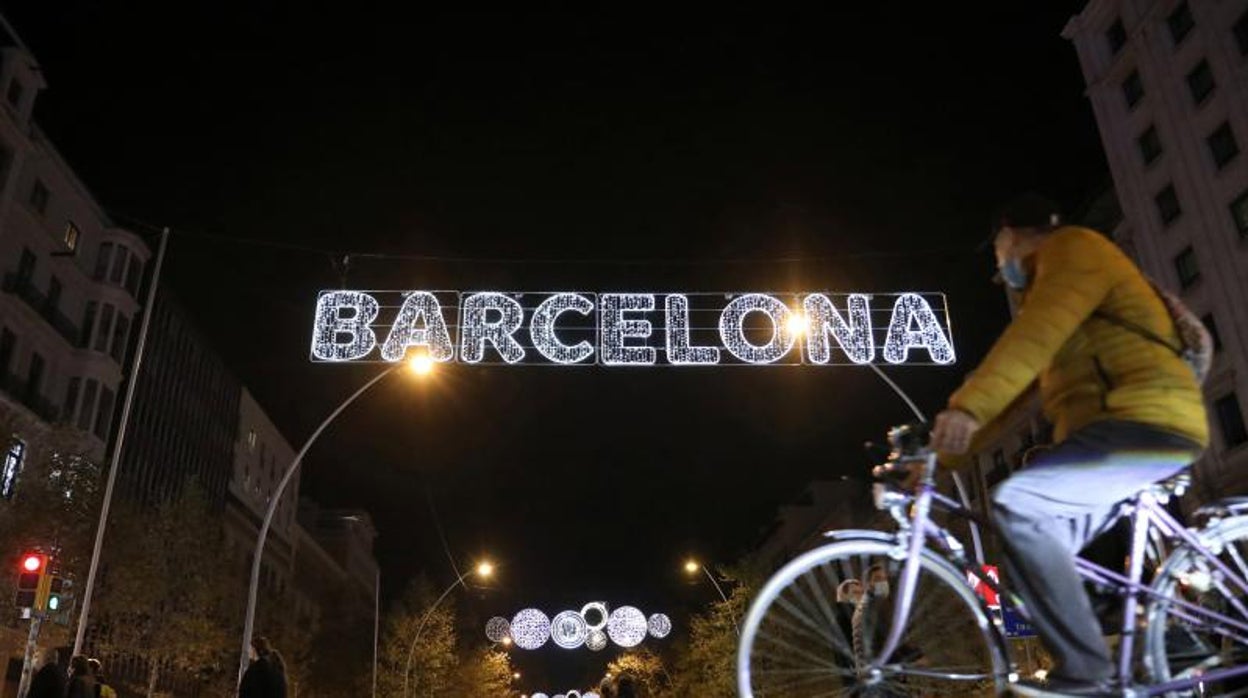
[992,192,1063,231]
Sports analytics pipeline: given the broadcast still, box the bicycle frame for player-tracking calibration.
[871,450,1248,694]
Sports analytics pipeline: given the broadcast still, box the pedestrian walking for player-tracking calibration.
[26,648,66,698]
[66,655,98,698]
[239,636,289,698]
[88,658,117,698]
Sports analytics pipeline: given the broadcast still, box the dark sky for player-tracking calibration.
[9,2,1104,688]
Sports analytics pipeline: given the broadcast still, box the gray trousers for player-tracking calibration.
[990,420,1202,680]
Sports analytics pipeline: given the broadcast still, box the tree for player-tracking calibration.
[94,480,239,696]
[669,566,757,697]
[376,577,458,697]
[449,646,514,695]
[606,647,670,697]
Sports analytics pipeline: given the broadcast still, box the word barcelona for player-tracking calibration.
[310,290,956,367]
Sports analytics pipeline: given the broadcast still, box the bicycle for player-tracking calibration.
[737,422,1248,697]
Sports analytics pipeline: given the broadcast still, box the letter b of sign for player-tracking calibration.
[311,291,380,361]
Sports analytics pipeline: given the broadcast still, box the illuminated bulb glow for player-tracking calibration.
[648,613,672,639]
[607,606,649,648]
[580,602,609,632]
[803,293,874,364]
[551,610,589,649]
[511,608,551,650]
[718,293,797,364]
[586,629,607,651]
[460,293,526,363]
[530,293,596,364]
[600,294,656,365]
[883,293,956,365]
[381,291,455,362]
[485,617,511,644]
[22,556,41,572]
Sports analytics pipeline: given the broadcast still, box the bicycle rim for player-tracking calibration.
[738,538,1007,697]
[1146,519,1248,695]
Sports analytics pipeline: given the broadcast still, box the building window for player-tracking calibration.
[93,304,114,353]
[1123,70,1144,109]
[247,429,257,451]
[1202,313,1221,352]
[1107,18,1127,55]
[1216,394,1248,449]
[1187,60,1215,104]
[16,248,36,285]
[80,302,97,349]
[46,276,62,314]
[0,328,14,375]
[1174,246,1200,288]
[1234,190,1248,238]
[109,246,128,285]
[1138,126,1162,165]
[94,387,115,441]
[125,258,143,297]
[93,242,113,281]
[1168,2,1194,45]
[28,179,49,215]
[1208,122,1239,169]
[5,79,22,108]
[77,380,98,432]
[64,377,81,423]
[26,353,44,403]
[63,221,80,253]
[2,439,25,499]
[1236,9,1248,54]
[1155,184,1182,225]
[110,314,130,363]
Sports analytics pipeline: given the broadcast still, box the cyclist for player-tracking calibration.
[927,193,1208,696]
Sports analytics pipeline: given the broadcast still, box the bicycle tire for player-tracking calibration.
[1144,516,1248,694]
[737,536,1009,697]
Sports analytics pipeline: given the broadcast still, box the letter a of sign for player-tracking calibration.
[311,291,380,361]
[380,292,455,362]
[883,293,955,364]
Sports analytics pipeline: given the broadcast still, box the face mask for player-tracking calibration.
[999,257,1029,290]
[872,582,890,598]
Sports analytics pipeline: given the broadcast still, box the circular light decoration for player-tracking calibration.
[550,610,589,649]
[607,606,648,648]
[647,613,672,639]
[484,616,511,644]
[532,694,548,698]
[580,602,609,631]
[585,693,601,698]
[586,629,608,652]
[510,608,551,650]
[568,692,582,698]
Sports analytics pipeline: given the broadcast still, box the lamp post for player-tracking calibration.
[684,559,738,632]
[238,355,434,688]
[403,561,493,696]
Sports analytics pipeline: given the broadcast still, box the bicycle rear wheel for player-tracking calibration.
[738,537,1008,697]
[1145,517,1248,694]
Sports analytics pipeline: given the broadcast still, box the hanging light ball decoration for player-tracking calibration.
[607,606,649,648]
[647,613,672,639]
[550,610,589,649]
[510,608,551,650]
[567,692,582,698]
[585,693,601,698]
[586,629,608,652]
[532,694,549,698]
[580,602,609,631]
[485,616,511,644]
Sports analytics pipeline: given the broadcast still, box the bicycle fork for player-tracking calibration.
[1118,497,1152,683]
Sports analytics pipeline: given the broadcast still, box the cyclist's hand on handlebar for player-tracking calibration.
[930,409,980,455]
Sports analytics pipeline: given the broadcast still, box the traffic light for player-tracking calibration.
[46,577,64,612]
[15,553,47,609]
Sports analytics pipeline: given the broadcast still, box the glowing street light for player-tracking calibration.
[407,351,435,375]
[786,311,810,336]
[477,561,495,578]
[513,672,522,680]
[502,637,513,647]
[683,559,700,575]
[683,557,738,633]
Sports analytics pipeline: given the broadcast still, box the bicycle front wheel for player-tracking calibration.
[738,537,1008,697]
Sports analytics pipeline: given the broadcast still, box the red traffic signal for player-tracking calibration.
[15,553,49,610]
[21,555,43,573]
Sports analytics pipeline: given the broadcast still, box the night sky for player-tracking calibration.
[10,2,1104,688]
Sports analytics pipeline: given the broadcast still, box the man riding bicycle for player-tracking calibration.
[927,194,1209,696]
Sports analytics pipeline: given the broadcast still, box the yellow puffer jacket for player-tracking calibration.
[948,226,1208,453]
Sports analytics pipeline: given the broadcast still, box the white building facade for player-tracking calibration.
[0,45,151,496]
[1064,0,1248,494]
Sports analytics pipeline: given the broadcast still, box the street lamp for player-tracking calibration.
[237,356,437,687]
[403,560,494,696]
[786,311,810,336]
[684,558,738,632]
[513,672,522,680]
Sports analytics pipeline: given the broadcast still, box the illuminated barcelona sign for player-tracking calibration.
[310,290,955,366]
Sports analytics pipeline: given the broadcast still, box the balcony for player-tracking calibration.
[0,372,61,423]
[2,273,80,345]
